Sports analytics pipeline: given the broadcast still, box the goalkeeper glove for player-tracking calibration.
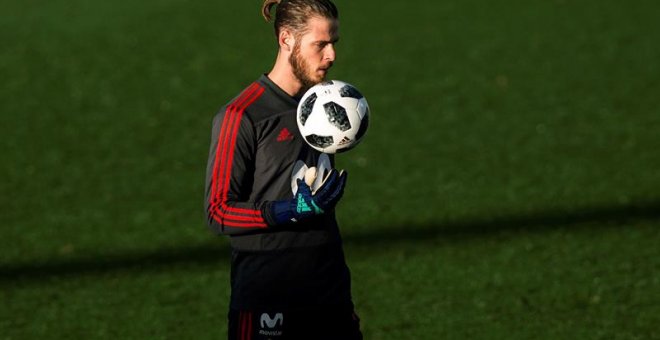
[271,168,348,225]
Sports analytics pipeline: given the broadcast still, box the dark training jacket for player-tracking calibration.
[204,74,353,311]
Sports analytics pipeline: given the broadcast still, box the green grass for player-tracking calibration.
[2,0,660,338]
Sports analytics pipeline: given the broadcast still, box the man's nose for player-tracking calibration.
[324,44,336,62]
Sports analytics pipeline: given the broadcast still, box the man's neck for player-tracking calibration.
[267,54,304,97]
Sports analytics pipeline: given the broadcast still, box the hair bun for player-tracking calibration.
[262,0,282,22]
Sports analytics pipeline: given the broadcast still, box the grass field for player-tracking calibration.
[2,0,660,338]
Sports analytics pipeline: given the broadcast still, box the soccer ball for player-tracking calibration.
[296,80,370,154]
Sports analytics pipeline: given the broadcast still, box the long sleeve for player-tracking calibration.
[205,92,270,235]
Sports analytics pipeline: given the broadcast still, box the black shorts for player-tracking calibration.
[228,307,362,340]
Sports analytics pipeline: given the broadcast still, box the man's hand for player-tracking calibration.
[271,168,348,225]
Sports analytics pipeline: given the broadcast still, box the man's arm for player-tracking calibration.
[204,86,346,235]
[205,99,269,236]
[204,105,347,236]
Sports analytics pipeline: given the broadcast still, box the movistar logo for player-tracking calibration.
[260,313,284,329]
[259,313,284,336]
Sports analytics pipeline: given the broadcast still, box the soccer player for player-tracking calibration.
[204,0,362,339]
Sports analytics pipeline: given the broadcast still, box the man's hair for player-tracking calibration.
[261,0,338,38]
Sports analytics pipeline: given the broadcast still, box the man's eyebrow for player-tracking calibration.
[316,37,340,44]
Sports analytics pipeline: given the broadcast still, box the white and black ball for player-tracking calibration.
[296,80,370,154]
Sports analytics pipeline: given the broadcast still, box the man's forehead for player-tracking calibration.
[303,17,339,40]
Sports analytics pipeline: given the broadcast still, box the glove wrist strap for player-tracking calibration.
[271,199,297,225]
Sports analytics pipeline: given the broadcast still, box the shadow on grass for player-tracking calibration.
[2,199,659,285]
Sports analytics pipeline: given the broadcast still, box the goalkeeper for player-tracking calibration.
[203,0,362,339]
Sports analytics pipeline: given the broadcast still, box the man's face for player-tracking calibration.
[289,16,339,89]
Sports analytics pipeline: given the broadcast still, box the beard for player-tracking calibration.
[289,43,319,90]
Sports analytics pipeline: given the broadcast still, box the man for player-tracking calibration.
[204,0,362,339]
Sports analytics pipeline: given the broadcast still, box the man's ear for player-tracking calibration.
[279,29,295,52]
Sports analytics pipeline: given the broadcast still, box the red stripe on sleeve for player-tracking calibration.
[210,83,267,228]
[222,86,266,216]
[209,86,260,226]
[210,83,259,225]
[211,83,259,202]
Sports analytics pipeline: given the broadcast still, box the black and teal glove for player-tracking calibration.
[271,169,348,225]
